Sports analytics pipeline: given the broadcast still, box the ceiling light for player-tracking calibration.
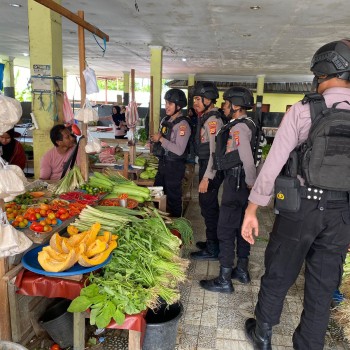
[9,3,22,7]
[182,58,187,62]
[22,53,29,56]
[242,33,252,37]
[250,5,261,10]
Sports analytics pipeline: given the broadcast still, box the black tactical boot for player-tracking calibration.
[200,266,234,293]
[190,240,219,260]
[232,258,251,284]
[195,240,207,250]
[245,318,272,350]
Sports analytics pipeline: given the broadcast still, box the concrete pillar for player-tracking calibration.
[28,0,63,178]
[256,74,265,124]
[187,73,195,109]
[3,56,15,98]
[123,71,130,106]
[150,46,162,132]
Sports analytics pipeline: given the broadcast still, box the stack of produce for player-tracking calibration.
[54,165,85,195]
[138,155,159,180]
[37,222,118,272]
[68,206,189,328]
[87,171,152,203]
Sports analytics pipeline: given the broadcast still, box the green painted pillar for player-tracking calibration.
[3,56,15,98]
[123,71,130,106]
[150,46,162,133]
[28,0,63,178]
[256,74,265,124]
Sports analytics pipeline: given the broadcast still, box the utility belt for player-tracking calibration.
[300,186,348,201]
[275,175,349,213]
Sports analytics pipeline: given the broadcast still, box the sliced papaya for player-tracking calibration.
[61,238,74,254]
[85,222,101,247]
[78,240,117,267]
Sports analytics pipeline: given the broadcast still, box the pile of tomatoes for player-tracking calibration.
[8,201,87,234]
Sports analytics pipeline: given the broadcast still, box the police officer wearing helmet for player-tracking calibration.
[242,39,350,349]
[200,87,256,293]
[151,89,191,217]
[190,82,225,260]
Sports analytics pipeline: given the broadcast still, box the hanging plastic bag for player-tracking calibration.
[0,94,22,135]
[63,92,75,124]
[75,98,98,123]
[83,66,99,95]
[0,210,32,258]
[85,131,102,154]
[0,156,25,198]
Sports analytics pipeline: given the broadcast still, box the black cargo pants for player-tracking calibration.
[217,173,250,267]
[154,157,185,217]
[198,159,223,241]
[255,197,350,350]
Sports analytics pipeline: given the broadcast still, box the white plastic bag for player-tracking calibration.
[0,210,32,258]
[75,99,99,123]
[85,131,102,154]
[0,157,25,198]
[0,94,22,135]
[83,67,99,95]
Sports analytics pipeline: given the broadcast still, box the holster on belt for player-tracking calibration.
[274,175,301,212]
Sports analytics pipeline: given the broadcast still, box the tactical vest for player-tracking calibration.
[152,115,190,160]
[295,93,350,191]
[196,110,226,160]
[213,117,257,171]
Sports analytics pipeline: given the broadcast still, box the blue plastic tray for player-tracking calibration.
[22,244,112,277]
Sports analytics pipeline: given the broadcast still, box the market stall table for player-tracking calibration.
[15,269,146,350]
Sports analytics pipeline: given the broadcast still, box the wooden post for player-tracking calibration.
[78,10,89,181]
[0,198,11,340]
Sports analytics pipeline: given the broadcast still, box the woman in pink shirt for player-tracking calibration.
[40,125,78,180]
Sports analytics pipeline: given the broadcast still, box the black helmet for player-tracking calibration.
[192,82,219,100]
[164,89,187,108]
[223,87,254,110]
[310,39,350,79]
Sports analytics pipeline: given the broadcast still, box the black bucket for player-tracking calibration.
[142,301,183,350]
[38,298,73,348]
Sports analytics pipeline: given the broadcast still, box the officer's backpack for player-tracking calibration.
[213,117,266,171]
[297,93,350,191]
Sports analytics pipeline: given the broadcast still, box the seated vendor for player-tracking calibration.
[40,124,79,180]
[0,128,26,169]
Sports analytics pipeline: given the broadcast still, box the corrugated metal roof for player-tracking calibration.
[166,80,312,93]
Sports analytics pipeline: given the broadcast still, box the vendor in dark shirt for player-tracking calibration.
[111,105,127,139]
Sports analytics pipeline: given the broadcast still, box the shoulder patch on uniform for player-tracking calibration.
[234,130,240,146]
[179,124,186,136]
[208,121,217,134]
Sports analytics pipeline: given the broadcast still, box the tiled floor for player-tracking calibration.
[175,172,350,350]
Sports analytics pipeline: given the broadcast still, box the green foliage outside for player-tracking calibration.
[14,69,31,102]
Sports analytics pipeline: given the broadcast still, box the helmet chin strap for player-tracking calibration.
[166,105,181,117]
[228,104,242,119]
[201,97,212,113]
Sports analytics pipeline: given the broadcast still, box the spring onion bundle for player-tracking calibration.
[54,165,85,195]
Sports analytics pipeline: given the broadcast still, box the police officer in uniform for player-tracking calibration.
[190,82,225,260]
[242,39,350,349]
[200,87,256,293]
[151,89,190,217]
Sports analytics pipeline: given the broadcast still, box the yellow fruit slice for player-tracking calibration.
[49,233,64,253]
[86,240,108,258]
[42,246,68,261]
[38,249,78,272]
[78,240,117,267]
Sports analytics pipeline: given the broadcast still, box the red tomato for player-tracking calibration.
[58,208,67,215]
[29,214,37,222]
[50,344,61,350]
